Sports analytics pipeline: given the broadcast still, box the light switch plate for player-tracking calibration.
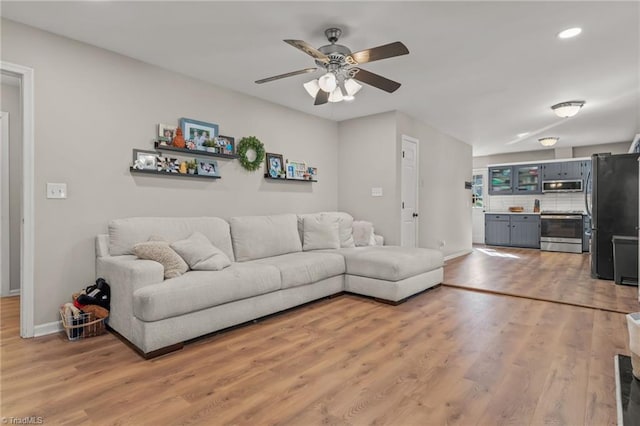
[371,187,383,197]
[47,183,67,199]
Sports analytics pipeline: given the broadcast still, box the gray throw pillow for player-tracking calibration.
[302,216,340,251]
[170,232,231,271]
[132,241,188,279]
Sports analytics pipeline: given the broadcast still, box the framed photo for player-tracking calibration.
[308,167,318,178]
[215,135,235,154]
[197,159,220,177]
[132,149,157,170]
[265,152,284,178]
[180,118,219,150]
[157,123,177,143]
[156,156,179,173]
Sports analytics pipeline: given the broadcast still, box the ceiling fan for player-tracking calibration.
[255,28,409,105]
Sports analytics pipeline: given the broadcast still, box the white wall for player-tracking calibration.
[1,81,22,293]
[1,19,340,325]
[396,112,473,257]
[337,111,473,256]
[337,111,399,243]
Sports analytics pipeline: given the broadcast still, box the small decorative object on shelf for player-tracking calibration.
[172,127,186,148]
[187,159,197,174]
[265,152,284,178]
[237,136,265,172]
[179,161,187,174]
[203,140,218,153]
[132,149,157,170]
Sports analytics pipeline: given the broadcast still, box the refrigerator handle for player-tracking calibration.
[584,170,592,218]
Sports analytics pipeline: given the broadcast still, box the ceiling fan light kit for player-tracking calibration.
[256,27,409,105]
[539,137,559,147]
[551,100,585,118]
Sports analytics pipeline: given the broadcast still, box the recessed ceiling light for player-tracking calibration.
[558,27,582,39]
[517,132,530,138]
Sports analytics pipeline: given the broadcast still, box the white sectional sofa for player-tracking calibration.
[96,212,443,358]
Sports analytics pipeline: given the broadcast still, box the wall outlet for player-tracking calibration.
[371,187,383,197]
[46,183,67,199]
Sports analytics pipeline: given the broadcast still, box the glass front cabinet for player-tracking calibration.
[489,164,541,195]
[489,166,513,194]
[514,164,541,194]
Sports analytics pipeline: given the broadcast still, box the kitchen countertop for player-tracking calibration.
[484,211,540,215]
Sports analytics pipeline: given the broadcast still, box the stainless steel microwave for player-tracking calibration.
[542,179,583,193]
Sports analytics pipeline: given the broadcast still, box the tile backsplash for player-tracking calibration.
[487,192,587,213]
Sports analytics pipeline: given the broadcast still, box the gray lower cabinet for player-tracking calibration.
[485,214,511,246]
[510,215,540,248]
[485,214,540,248]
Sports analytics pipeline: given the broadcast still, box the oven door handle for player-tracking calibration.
[541,215,583,220]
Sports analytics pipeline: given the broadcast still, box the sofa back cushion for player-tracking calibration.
[230,214,302,262]
[108,217,234,261]
[297,212,355,249]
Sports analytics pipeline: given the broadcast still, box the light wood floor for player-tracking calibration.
[445,245,640,314]
[0,280,631,425]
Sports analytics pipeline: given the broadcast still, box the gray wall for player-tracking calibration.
[337,111,399,244]
[2,19,340,325]
[396,112,473,256]
[1,81,22,294]
[337,111,473,256]
[473,141,632,168]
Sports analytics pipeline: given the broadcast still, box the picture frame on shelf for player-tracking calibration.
[132,149,158,170]
[197,159,220,177]
[266,152,284,178]
[156,156,179,173]
[308,167,318,179]
[180,118,219,150]
[287,160,307,180]
[216,135,235,155]
[157,123,178,144]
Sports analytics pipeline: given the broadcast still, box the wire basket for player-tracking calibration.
[59,308,107,341]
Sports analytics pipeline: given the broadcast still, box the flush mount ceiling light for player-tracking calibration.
[551,100,585,118]
[558,27,582,39]
[539,137,559,147]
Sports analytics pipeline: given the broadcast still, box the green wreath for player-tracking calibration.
[237,136,265,172]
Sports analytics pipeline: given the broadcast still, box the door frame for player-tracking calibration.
[1,111,9,297]
[1,61,35,338]
[400,135,419,247]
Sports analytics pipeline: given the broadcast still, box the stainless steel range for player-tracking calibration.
[540,211,585,254]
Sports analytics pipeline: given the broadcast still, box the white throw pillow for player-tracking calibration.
[302,216,340,251]
[170,232,231,271]
[353,221,375,247]
[133,241,188,279]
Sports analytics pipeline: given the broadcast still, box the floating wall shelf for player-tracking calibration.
[130,168,221,180]
[154,142,238,160]
[264,174,317,183]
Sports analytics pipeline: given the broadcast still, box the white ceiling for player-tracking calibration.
[2,1,639,156]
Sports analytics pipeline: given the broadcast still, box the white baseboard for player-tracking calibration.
[34,320,62,337]
[444,249,472,261]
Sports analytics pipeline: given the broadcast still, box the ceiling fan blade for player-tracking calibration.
[351,68,401,93]
[255,68,317,84]
[314,89,329,106]
[283,40,329,63]
[346,42,409,65]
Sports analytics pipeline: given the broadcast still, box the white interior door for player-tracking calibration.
[401,136,418,247]
[472,168,487,244]
[0,112,9,296]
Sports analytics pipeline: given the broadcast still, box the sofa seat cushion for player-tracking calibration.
[133,263,281,322]
[340,246,444,282]
[251,252,345,290]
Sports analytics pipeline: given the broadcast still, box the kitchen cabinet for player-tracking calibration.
[489,166,513,194]
[485,214,511,245]
[513,164,541,194]
[510,215,541,248]
[542,160,584,180]
[485,214,540,248]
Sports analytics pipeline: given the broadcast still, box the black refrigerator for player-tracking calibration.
[589,153,639,280]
